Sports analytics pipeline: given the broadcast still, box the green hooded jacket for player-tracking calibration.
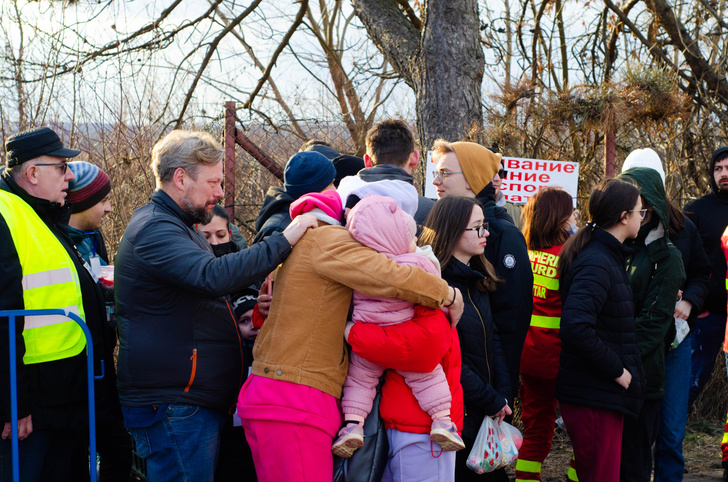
[618,167,686,400]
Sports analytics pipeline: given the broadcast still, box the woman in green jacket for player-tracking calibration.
[617,167,686,482]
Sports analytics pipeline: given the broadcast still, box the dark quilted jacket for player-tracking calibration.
[556,228,646,418]
[442,258,511,440]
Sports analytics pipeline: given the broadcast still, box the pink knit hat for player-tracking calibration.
[289,190,343,225]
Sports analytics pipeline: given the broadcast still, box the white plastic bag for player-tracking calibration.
[466,418,523,474]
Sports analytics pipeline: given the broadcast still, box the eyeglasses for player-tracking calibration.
[464,223,489,237]
[432,170,463,181]
[497,169,508,179]
[34,162,69,174]
[628,209,648,220]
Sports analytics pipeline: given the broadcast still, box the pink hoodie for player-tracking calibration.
[346,195,439,326]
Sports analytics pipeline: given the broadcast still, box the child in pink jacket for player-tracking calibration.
[331,194,464,458]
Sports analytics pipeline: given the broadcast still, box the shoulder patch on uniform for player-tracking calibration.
[503,253,516,269]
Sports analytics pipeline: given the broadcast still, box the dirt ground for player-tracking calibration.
[502,418,725,481]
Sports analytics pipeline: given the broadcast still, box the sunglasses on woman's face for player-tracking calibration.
[497,169,508,179]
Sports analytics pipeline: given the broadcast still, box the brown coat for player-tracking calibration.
[251,224,450,398]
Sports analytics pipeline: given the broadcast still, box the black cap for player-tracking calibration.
[231,286,259,320]
[332,154,365,187]
[5,127,81,167]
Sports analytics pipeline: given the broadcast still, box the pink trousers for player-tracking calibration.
[237,375,342,482]
[342,352,451,419]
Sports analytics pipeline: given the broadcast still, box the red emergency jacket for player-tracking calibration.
[520,244,564,380]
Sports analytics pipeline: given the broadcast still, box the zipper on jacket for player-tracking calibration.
[184,348,198,393]
[226,298,245,397]
[467,288,491,382]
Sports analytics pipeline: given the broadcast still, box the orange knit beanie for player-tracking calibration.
[450,142,502,195]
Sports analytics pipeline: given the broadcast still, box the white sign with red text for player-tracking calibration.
[501,157,579,205]
[424,153,579,205]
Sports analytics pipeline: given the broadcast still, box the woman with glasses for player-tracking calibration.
[616,168,685,482]
[419,196,511,481]
[556,178,647,482]
[515,188,578,482]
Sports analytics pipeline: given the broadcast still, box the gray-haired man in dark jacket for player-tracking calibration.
[115,130,316,481]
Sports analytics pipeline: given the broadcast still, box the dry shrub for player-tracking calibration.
[622,65,690,124]
[691,351,728,423]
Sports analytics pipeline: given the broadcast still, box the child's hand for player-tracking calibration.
[258,276,273,317]
[441,287,463,329]
[344,321,355,342]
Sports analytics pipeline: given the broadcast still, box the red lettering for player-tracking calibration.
[521,161,532,170]
[539,174,550,183]
[548,163,562,172]
[510,183,521,191]
[510,171,523,181]
[564,164,575,173]
[506,159,519,169]
[524,184,536,192]
[523,173,536,182]
[534,162,548,171]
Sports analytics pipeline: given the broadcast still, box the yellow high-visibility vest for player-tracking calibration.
[0,189,86,364]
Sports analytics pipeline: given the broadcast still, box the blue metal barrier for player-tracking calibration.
[1,309,98,482]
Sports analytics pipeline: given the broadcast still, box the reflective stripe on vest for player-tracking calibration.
[530,314,560,329]
[533,272,559,291]
[0,190,86,364]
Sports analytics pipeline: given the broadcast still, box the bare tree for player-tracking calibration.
[352,0,485,148]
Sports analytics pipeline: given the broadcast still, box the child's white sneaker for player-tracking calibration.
[332,422,364,458]
[430,417,466,451]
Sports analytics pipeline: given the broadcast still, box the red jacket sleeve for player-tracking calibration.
[348,305,450,372]
[252,304,266,329]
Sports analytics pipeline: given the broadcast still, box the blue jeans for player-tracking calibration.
[688,313,726,407]
[127,404,226,482]
[654,332,692,481]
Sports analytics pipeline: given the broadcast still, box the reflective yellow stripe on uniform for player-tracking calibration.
[515,458,542,475]
[723,411,728,444]
[567,455,579,481]
[533,273,559,291]
[530,314,560,329]
[0,190,86,364]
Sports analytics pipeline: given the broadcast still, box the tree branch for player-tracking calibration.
[242,0,308,109]
[351,0,420,86]
[174,0,264,127]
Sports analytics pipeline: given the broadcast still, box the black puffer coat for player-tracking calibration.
[442,258,511,440]
[556,228,646,418]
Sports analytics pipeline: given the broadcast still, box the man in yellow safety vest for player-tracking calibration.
[0,127,114,481]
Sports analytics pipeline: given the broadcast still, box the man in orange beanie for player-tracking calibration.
[431,139,532,410]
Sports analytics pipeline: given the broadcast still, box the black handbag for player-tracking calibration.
[333,376,389,482]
